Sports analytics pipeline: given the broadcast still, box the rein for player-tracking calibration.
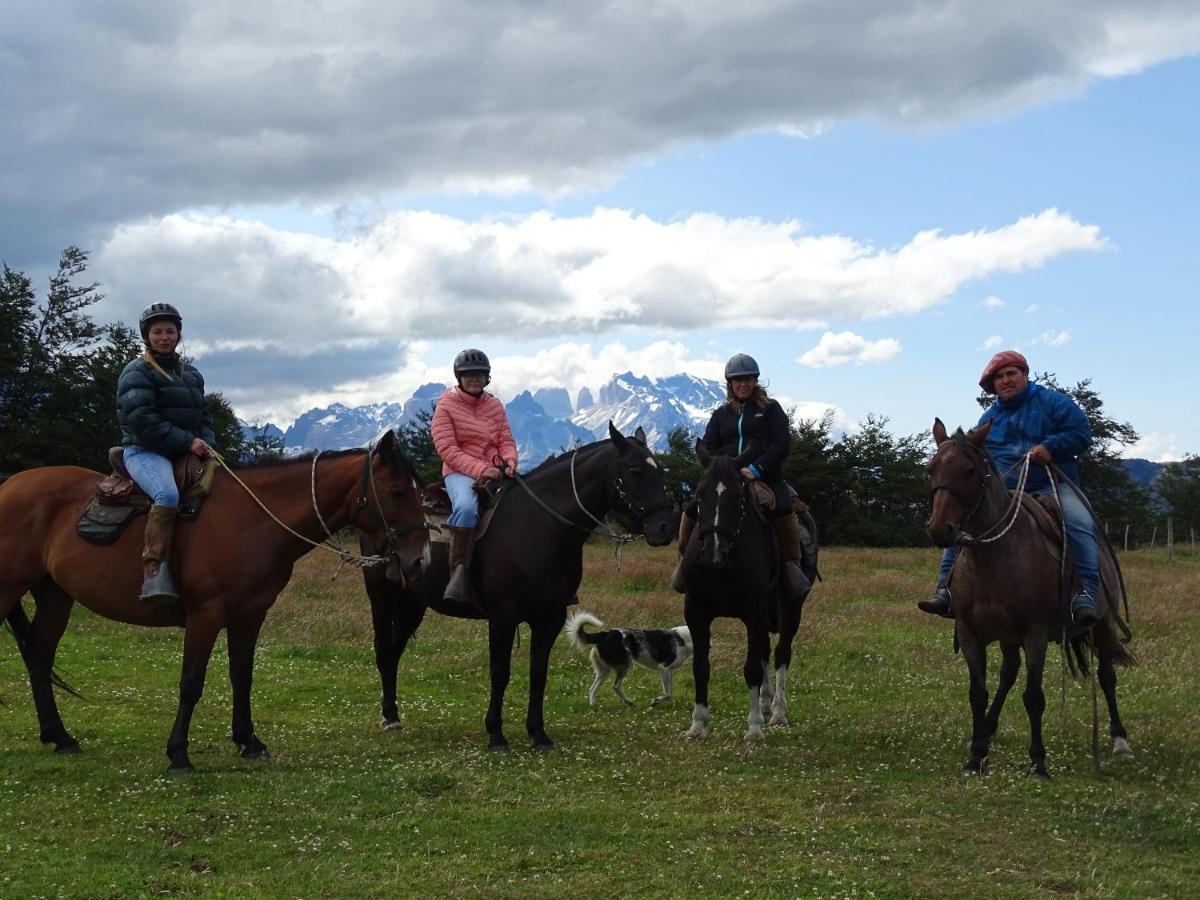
[211,442,422,570]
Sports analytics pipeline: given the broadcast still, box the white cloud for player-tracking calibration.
[4,1,1199,261]
[796,331,902,368]
[1032,329,1072,347]
[1025,304,1040,313]
[92,206,1107,348]
[979,335,1004,350]
[980,296,1006,311]
[1121,433,1184,463]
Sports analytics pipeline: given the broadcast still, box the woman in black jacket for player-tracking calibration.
[670,354,807,599]
[115,302,215,603]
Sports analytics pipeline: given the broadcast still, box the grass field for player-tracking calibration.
[1,544,1198,898]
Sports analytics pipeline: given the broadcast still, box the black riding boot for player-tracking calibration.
[918,585,954,619]
[140,504,180,604]
[773,513,811,599]
[669,514,696,594]
[444,525,479,607]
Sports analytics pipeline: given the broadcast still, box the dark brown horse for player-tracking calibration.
[361,424,675,752]
[0,431,429,771]
[681,445,816,741]
[927,419,1134,777]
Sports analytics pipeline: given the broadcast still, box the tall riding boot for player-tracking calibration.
[444,525,478,606]
[140,504,181,604]
[669,514,696,594]
[773,513,811,599]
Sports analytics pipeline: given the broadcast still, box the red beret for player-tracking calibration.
[979,350,1029,392]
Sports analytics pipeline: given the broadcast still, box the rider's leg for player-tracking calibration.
[123,447,181,604]
[669,505,697,594]
[1050,484,1101,626]
[917,546,957,618]
[444,473,480,605]
[772,511,811,599]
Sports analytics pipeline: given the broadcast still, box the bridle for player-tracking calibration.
[697,467,749,545]
[929,435,1030,546]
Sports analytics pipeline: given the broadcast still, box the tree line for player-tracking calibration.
[2,247,1197,546]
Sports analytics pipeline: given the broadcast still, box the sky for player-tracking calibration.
[3,1,1198,460]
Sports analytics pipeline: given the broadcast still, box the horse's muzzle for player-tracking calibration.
[926,520,959,549]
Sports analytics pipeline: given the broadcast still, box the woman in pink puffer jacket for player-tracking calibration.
[431,348,518,607]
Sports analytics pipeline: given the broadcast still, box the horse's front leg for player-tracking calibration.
[369,589,425,731]
[227,611,270,760]
[684,607,712,740]
[985,642,1021,738]
[526,609,566,751]
[21,585,81,753]
[484,616,518,752]
[1022,634,1050,779]
[757,627,774,718]
[958,629,990,776]
[743,614,767,742]
[166,611,221,772]
[770,590,804,727]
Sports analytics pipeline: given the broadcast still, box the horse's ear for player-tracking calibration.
[967,419,992,447]
[608,421,629,452]
[633,426,648,446]
[932,418,949,446]
[695,439,710,466]
[374,429,397,456]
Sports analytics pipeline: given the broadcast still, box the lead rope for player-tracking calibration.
[971,454,1032,544]
[1049,467,1072,736]
[210,450,388,569]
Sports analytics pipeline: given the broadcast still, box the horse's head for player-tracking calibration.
[358,430,432,584]
[926,418,993,548]
[693,441,753,569]
[606,422,675,547]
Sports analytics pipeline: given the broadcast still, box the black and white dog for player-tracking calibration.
[565,612,693,707]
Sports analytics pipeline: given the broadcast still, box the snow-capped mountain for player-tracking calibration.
[257,371,726,460]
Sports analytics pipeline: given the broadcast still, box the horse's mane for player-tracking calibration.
[230,445,419,481]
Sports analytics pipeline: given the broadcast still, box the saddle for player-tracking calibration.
[420,478,508,544]
[77,449,216,545]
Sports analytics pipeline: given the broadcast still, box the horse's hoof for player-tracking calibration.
[380,719,403,732]
[168,763,195,775]
[683,728,708,741]
[241,749,270,761]
[769,714,789,727]
[960,758,987,778]
[1027,764,1051,780]
[743,728,765,742]
[531,741,554,753]
[55,743,83,755]
[1113,737,1135,759]
[488,741,510,753]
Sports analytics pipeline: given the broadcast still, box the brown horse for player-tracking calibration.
[927,419,1134,778]
[0,431,429,771]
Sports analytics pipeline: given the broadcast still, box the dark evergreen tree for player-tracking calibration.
[399,407,442,485]
[1157,455,1200,535]
[207,392,249,462]
[656,424,702,509]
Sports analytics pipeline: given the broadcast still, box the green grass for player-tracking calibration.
[2,546,1198,897]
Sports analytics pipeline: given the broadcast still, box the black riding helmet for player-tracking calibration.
[139,302,183,342]
[453,348,491,379]
[724,353,760,380]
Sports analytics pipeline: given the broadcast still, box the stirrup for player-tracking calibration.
[1070,591,1098,627]
[918,586,954,619]
[139,564,180,605]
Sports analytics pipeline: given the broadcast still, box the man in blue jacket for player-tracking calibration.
[918,350,1101,626]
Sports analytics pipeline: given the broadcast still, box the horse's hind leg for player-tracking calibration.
[165,612,221,772]
[227,611,270,760]
[484,616,518,752]
[985,643,1021,739]
[1021,636,1050,779]
[1094,623,1133,759]
[22,582,80,752]
[526,609,566,751]
[769,595,804,727]
[757,628,774,718]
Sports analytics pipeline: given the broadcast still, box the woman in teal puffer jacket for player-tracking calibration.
[116,302,215,604]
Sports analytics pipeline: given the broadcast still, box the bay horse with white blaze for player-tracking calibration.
[681,444,816,741]
[361,423,675,752]
[0,431,429,771]
[927,418,1134,777]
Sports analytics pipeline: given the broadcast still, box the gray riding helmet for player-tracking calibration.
[724,353,760,380]
[453,348,491,376]
[139,302,183,341]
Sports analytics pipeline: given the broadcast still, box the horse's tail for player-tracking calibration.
[5,601,84,700]
[564,612,605,649]
[1066,618,1137,678]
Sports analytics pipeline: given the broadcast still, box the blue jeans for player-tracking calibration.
[123,446,179,507]
[444,472,479,528]
[938,484,1099,595]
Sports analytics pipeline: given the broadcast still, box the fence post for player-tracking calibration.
[1124,524,1130,553]
[1167,517,1173,561]
[1150,526,1157,548]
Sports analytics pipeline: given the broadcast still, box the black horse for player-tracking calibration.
[681,445,816,741]
[362,423,675,752]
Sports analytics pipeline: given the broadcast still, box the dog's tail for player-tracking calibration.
[564,611,605,649]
